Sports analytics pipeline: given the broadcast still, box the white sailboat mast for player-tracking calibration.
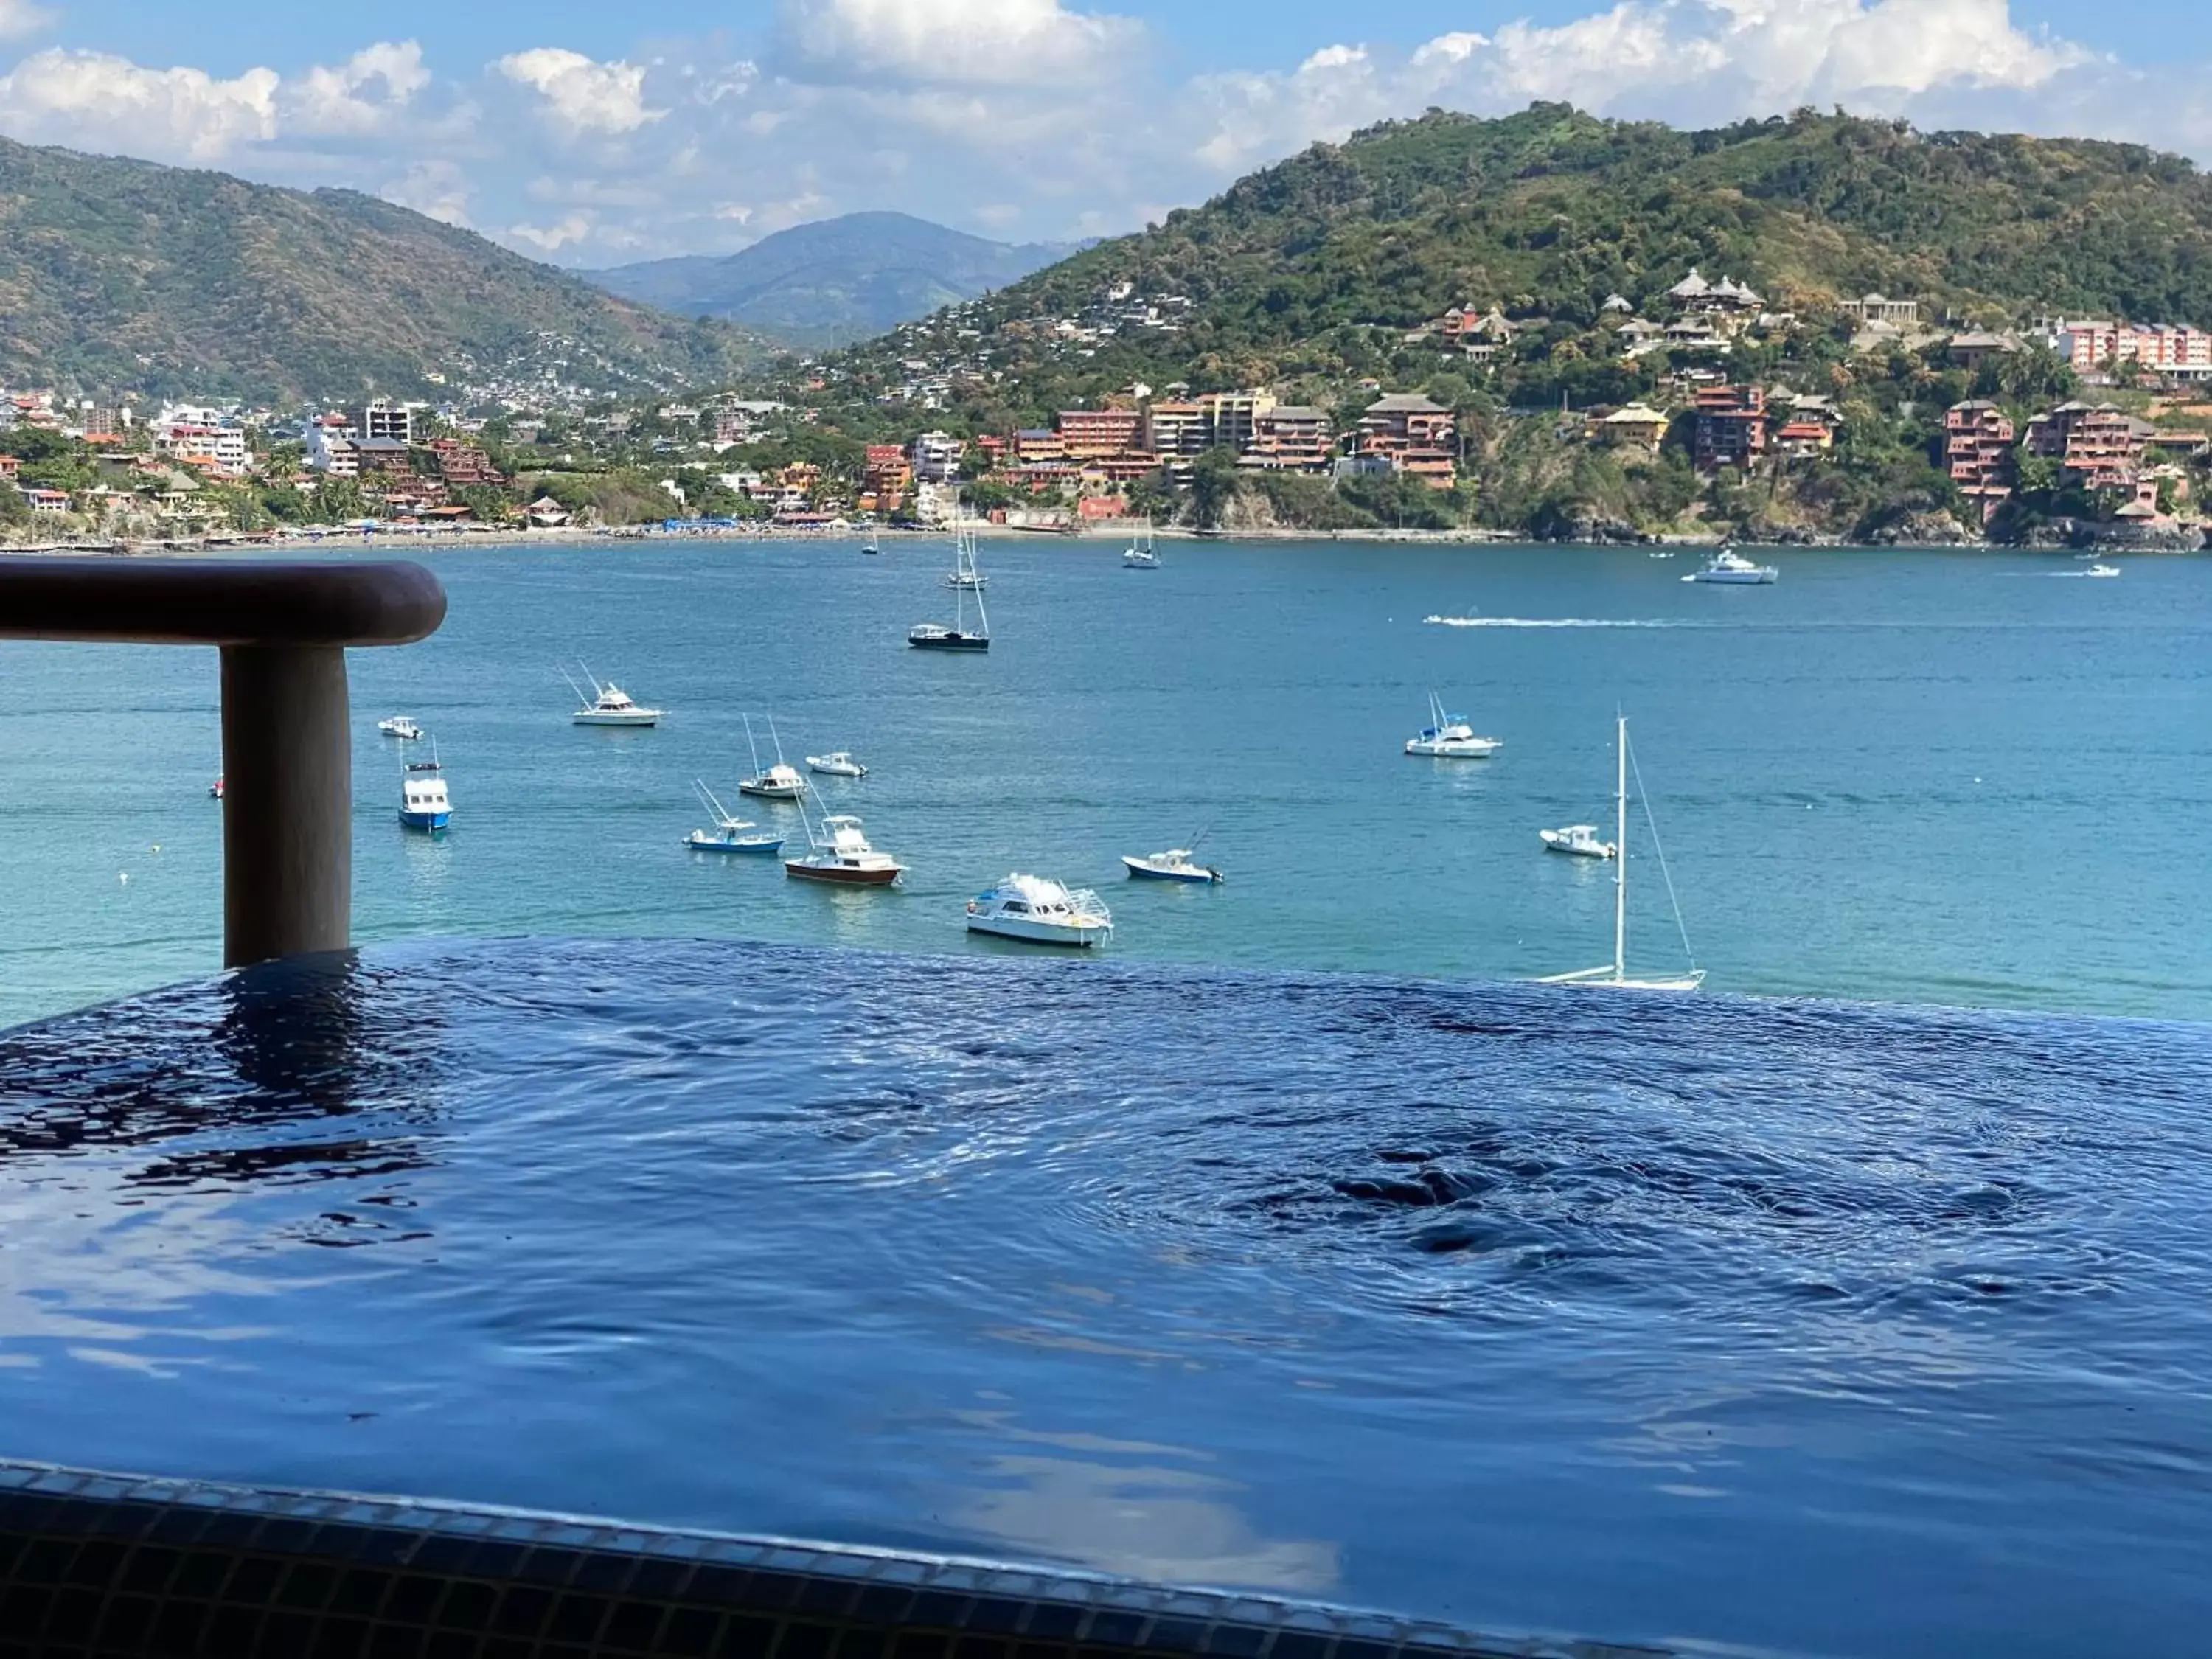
[1614,715,1629,982]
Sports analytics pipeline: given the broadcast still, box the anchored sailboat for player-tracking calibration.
[1537,716,1705,992]
[910,520,991,650]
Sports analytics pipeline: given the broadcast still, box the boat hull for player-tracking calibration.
[1122,858,1218,883]
[910,633,990,652]
[1541,837,1615,859]
[399,810,451,832]
[574,713,660,726]
[738,785,807,800]
[1406,740,1500,758]
[785,862,902,886]
[968,918,1110,947]
[686,835,783,855]
[1687,570,1776,585]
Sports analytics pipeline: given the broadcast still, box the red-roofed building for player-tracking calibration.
[1944,402,2016,524]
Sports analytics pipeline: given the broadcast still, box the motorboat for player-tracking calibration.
[1534,717,1705,992]
[1684,548,1778,585]
[2084,563,2121,578]
[378,716,425,741]
[1405,692,1502,759]
[1124,521,1160,568]
[398,748,452,832]
[684,781,784,855]
[912,522,990,651]
[967,874,1114,946]
[209,776,223,800]
[1122,849,1222,884]
[564,664,662,726]
[738,714,809,799]
[807,751,869,779]
[1540,824,1617,859]
[785,815,905,886]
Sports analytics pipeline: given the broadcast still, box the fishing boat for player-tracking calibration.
[1684,548,1778,585]
[1123,521,1160,568]
[1405,692,1502,759]
[378,716,425,740]
[1122,848,1222,884]
[398,745,452,833]
[967,875,1114,947]
[738,714,809,800]
[2084,563,2122,578]
[683,780,783,855]
[911,522,991,651]
[785,814,905,886]
[807,751,869,779]
[1535,716,1703,992]
[1540,824,1616,859]
[564,665,662,726]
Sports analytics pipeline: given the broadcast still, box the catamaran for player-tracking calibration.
[1536,716,1705,992]
[564,664,663,726]
[911,521,991,651]
[738,714,809,799]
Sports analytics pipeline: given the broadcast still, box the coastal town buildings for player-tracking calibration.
[1944,401,2017,521]
[1357,394,1458,487]
[1056,408,1144,459]
[2047,320,2212,380]
[911,431,961,484]
[1839,293,1921,328]
[1241,407,1336,473]
[2026,401,2154,491]
[1596,404,1672,451]
[1693,385,1769,470]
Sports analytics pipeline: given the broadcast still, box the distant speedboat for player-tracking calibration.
[738,714,808,799]
[565,664,661,726]
[1685,548,1778,585]
[968,874,1114,946]
[378,716,424,740]
[1405,692,1501,759]
[1540,824,1616,860]
[1123,849,1222,884]
[398,747,451,832]
[684,780,783,855]
[2083,563,2121,578]
[785,815,905,886]
[807,751,869,779]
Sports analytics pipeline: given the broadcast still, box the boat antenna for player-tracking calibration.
[695,778,734,824]
[1627,734,1700,974]
[742,712,763,776]
[559,664,590,707]
[767,714,788,767]
[579,661,605,697]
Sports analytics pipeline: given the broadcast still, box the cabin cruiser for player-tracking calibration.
[807,752,869,779]
[378,716,424,740]
[399,754,451,832]
[566,666,662,726]
[1685,549,1778,585]
[739,714,809,799]
[1540,824,1617,859]
[1122,849,1222,884]
[785,815,905,886]
[967,875,1114,946]
[1405,692,1501,758]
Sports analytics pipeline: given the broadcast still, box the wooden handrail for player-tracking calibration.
[0,557,448,968]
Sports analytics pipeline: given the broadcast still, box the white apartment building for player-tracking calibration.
[911,431,963,484]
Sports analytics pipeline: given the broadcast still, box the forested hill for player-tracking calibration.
[851,104,2212,401]
[0,136,765,403]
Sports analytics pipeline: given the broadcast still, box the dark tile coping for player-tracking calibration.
[0,1460,1686,1659]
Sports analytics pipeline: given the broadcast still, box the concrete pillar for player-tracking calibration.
[220,644,352,968]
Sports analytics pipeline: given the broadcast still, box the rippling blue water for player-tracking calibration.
[0,538,2205,1028]
[4,940,2211,1657]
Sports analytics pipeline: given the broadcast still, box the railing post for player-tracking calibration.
[220,644,353,967]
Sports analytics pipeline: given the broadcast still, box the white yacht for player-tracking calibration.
[807,751,869,779]
[565,665,662,726]
[684,781,784,855]
[1685,548,1778,585]
[1124,521,1160,568]
[1122,849,1222,884]
[1540,824,1617,860]
[2083,563,2121,578]
[378,716,424,741]
[1405,692,1501,759]
[967,875,1114,947]
[785,815,905,886]
[738,714,809,800]
[1535,716,1705,992]
[398,748,451,832]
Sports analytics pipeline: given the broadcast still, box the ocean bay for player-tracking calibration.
[0,536,2205,1029]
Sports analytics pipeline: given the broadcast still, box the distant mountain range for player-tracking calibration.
[0,136,764,404]
[587,212,1083,347]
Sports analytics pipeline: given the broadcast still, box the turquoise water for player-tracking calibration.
[0,538,2206,1028]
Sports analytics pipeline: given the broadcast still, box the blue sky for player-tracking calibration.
[1,0,2208,268]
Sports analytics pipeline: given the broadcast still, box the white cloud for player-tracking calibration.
[495,47,664,136]
[0,49,279,161]
[776,0,1141,86]
[0,0,52,42]
[286,41,432,136]
[383,159,471,226]
[506,212,597,252]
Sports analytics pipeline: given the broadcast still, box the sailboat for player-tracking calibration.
[1123,521,1160,568]
[910,521,991,650]
[862,528,881,556]
[1536,716,1705,992]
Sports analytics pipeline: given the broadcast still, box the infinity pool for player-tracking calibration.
[4,941,2209,1658]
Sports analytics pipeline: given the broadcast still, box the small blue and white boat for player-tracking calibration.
[684,781,784,855]
[399,749,451,832]
[1122,848,1222,884]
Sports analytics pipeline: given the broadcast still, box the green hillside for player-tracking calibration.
[0,136,764,403]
